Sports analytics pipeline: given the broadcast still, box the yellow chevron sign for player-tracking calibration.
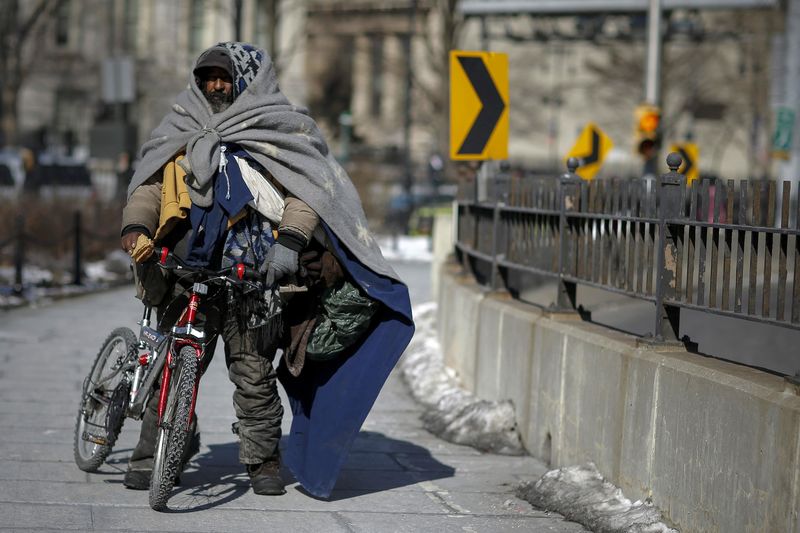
[450,51,509,161]
[566,123,614,180]
[670,142,699,184]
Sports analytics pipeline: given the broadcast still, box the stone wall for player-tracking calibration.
[437,263,800,533]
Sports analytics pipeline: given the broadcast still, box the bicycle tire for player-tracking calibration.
[149,345,198,511]
[73,327,137,472]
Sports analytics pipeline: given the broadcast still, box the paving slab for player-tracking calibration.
[91,506,350,532]
[0,502,93,530]
[337,512,588,533]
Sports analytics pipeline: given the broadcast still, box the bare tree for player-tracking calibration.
[0,0,66,146]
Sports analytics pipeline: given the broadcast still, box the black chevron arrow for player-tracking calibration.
[678,147,693,177]
[580,129,601,166]
[457,56,506,155]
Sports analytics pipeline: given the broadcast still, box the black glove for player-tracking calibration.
[263,242,299,286]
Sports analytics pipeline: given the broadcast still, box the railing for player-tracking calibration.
[455,154,800,343]
[0,210,120,294]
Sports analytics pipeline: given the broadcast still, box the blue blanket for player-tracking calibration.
[279,225,414,498]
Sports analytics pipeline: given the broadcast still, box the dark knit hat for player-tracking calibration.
[193,45,233,78]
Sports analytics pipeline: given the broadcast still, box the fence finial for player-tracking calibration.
[666,152,682,172]
[567,157,580,174]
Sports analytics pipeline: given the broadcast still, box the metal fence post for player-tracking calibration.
[13,214,24,295]
[654,153,684,341]
[556,158,580,310]
[73,210,83,286]
[490,190,507,291]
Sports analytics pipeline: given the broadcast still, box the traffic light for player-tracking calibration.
[635,104,661,155]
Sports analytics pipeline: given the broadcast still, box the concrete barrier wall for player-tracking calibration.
[437,263,800,533]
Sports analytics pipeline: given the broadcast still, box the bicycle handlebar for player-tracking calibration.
[146,247,309,297]
[150,247,264,287]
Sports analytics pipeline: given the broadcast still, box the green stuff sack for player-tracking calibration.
[306,279,379,361]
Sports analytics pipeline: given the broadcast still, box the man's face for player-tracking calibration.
[199,67,234,113]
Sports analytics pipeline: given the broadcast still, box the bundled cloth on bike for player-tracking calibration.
[128,42,414,498]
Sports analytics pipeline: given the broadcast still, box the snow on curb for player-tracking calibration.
[517,463,678,533]
[398,302,526,455]
[400,304,679,531]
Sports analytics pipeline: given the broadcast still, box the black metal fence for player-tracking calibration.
[455,154,800,343]
[0,210,120,293]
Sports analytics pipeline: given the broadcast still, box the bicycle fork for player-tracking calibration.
[157,287,206,433]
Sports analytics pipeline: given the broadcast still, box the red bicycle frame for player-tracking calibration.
[156,290,204,431]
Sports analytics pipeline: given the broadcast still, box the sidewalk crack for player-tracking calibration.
[425,489,472,515]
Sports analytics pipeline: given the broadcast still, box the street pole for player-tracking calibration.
[640,0,663,176]
[645,0,662,107]
[402,0,417,235]
[234,0,243,42]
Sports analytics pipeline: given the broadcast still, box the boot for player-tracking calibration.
[247,457,285,495]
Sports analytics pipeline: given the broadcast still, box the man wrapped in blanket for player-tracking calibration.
[119,43,414,499]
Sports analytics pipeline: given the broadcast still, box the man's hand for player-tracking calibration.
[262,243,299,286]
[121,232,155,263]
[121,232,142,255]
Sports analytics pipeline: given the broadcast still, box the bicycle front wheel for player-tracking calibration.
[74,327,137,472]
[149,345,199,511]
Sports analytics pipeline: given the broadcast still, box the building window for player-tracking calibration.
[55,0,71,46]
[54,89,86,153]
[123,0,139,53]
[370,35,383,118]
[252,0,268,47]
[189,0,205,53]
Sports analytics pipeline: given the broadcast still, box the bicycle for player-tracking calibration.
[73,247,270,511]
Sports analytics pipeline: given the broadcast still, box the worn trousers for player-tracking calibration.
[129,286,283,470]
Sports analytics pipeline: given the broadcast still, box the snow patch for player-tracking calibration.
[517,463,678,533]
[377,235,433,263]
[399,303,525,455]
[0,265,53,285]
[0,249,132,308]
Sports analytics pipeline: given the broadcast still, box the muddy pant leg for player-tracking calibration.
[224,318,283,465]
[128,392,159,471]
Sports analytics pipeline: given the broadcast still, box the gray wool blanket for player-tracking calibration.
[128,43,399,282]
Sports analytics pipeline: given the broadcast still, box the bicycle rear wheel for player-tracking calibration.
[149,345,199,511]
[73,327,137,472]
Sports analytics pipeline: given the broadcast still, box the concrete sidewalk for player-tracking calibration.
[0,288,586,532]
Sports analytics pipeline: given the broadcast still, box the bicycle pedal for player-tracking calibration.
[82,431,109,446]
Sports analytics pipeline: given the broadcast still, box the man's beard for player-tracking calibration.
[204,90,233,113]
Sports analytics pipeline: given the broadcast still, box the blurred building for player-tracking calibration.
[2,0,793,205]
[303,2,785,182]
[5,0,306,199]
[463,7,782,181]
[304,0,441,224]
